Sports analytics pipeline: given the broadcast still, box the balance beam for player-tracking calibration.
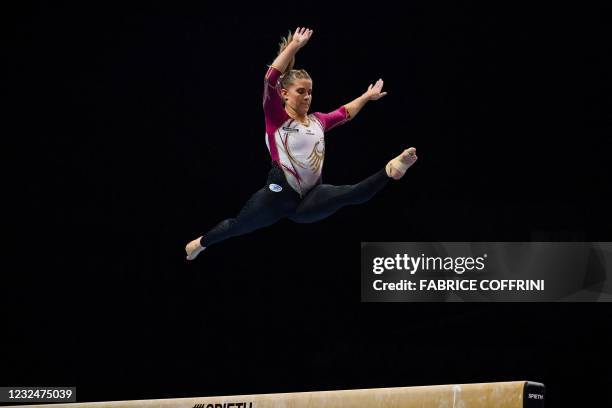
[13,381,545,408]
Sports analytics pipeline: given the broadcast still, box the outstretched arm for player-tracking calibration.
[264,28,314,135]
[343,79,388,120]
[269,27,313,73]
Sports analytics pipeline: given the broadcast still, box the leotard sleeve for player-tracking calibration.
[312,106,350,132]
[263,66,289,133]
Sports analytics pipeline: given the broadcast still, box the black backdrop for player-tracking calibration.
[4,2,612,407]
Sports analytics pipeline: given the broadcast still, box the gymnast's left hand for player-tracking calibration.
[363,79,388,101]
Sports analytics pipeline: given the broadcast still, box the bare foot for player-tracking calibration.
[185,236,206,261]
[386,148,418,180]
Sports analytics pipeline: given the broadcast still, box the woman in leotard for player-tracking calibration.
[186,27,417,260]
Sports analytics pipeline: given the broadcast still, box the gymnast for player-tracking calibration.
[186,27,418,260]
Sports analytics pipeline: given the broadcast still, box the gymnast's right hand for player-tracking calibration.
[290,27,313,50]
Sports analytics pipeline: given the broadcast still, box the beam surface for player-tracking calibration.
[12,381,545,408]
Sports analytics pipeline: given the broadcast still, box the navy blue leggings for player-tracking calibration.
[201,164,390,247]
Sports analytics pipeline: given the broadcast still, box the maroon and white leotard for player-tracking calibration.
[263,66,350,196]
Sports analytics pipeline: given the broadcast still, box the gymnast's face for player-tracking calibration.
[282,78,313,116]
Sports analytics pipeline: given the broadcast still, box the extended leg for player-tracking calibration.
[186,184,299,260]
[289,148,418,224]
[289,168,390,224]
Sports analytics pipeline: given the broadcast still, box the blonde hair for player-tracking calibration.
[277,31,311,90]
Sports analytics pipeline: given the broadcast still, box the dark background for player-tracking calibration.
[4,1,612,407]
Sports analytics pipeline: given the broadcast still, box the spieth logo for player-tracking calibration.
[528,393,544,400]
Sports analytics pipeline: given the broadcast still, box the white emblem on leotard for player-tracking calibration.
[269,183,283,192]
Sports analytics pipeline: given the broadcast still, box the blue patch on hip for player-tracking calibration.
[269,183,283,192]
